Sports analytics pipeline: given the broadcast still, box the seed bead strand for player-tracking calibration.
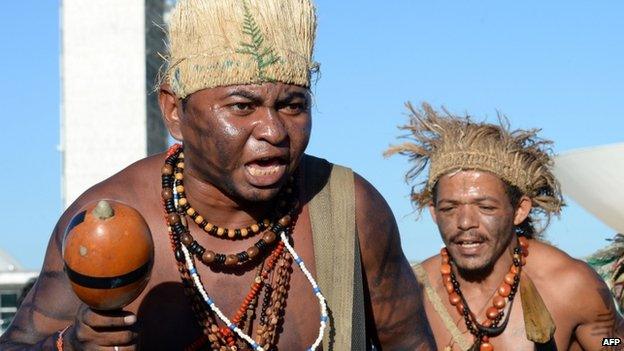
[163,144,298,267]
[184,259,272,351]
[164,146,263,351]
[181,244,265,351]
[183,232,327,351]
[255,251,292,348]
[164,148,228,350]
[279,231,328,351]
[163,143,314,350]
[173,152,272,240]
[174,176,292,350]
[183,239,291,350]
[169,159,223,350]
[255,213,299,347]
[168,228,234,350]
[250,212,300,348]
[169,178,297,268]
[233,264,265,334]
[224,242,286,347]
[178,210,288,349]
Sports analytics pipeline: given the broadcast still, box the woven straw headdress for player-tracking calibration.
[386,103,563,219]
[163,0,317,99]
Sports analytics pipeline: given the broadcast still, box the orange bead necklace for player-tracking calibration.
[162,144,297,350]
[441,236,529,351]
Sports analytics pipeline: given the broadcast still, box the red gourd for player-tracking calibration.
[63,200,153,310]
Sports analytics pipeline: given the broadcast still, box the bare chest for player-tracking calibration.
[423,283,575,351]
[124,206,324,350]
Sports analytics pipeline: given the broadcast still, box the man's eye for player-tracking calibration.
[231,103,254,112]
[480,206,496,211]
[438,207,454,212]
[280,103,306,114]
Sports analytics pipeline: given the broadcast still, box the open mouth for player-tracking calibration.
[246,157,285,176]
[451,237,486,255]
[457,240,483,248]
[244,156,288,187]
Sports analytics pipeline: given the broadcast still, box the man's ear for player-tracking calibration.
[428,201,438,225]
[513,195,532,226]
[159,84,184,141]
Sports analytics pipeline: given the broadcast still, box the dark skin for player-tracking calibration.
[0,82,435,350]
[419,170,624,350]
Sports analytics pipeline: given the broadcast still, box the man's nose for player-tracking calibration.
[253,107,287,145]
[457,205,478,231]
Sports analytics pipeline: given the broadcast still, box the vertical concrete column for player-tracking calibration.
[61,0,167,208]
[145,0,169,156]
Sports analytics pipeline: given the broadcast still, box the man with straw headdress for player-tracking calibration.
[0,1,435,350]
[387,103,624,351]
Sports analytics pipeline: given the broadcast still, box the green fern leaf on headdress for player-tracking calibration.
[237,0,280,80]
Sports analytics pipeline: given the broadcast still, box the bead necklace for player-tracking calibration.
[165,151,277,240]
[165,224,230,351]
[162,144,328,350]
[162,145,288,351]
[162,144,299,267]
[171,208,290,351]
[185,257,268,351]
[255,251,292,348]
[223,241,287,348]
[181,244,263,349]
[174,177,291,349]
[280,231,329,350]
[180,231,327,351]
[441,236,529,351]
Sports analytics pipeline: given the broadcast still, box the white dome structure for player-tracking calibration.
[554,143,624,234]
[0,249,37,286]
[0,248,24,273]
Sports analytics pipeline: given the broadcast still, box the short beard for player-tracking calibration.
[455,260,496,283]
[453,230,515,283]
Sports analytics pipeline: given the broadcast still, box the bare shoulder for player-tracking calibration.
[64,153,165,216]
[352,172,437,349]
[0,154,165,347]
[421,255,441,269]
[410,255,444,292]
[352,172,403,258]
[351,171,402,272]
[54,152,165,267]
[351,172,410,265]
[527,239,597,285]
[526,239,609,321]
[529,241,624,347]
[353,172,391,221]
[419,255,441,277]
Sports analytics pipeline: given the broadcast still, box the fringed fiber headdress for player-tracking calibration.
[162,0,317,99]
[385,102,563,222]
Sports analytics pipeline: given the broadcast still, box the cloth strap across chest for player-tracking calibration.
[412,262,557,351]
[303,155,366,350]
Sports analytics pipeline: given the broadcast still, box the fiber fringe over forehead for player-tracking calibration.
[161,0,317,98]
[385,102,563,219]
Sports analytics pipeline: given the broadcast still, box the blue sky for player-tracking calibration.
[0,1,622,270]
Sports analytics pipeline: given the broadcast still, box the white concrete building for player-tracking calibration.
[2,0,174,335]
[61,0,170,208]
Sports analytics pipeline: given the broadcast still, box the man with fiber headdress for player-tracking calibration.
[0,1,435,350]
[387,103,624,351]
